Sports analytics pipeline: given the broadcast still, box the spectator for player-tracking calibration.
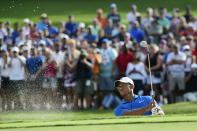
[98,39,116,108]
[126,5,141,30]
[104,19,115,39]
[0,49,11,110]
[84,25,98,44]
[48,20,59,39]
[52,43,65,109]
[112,44,134,79]
[147,20,163,44]
[92,18,101,37]
[38,13,48,31]
[142,8,154,31]
[126,52,147,95]
[107,3,121,26]
[158,9,170,33]
[73,50,94,110]
[78,23,86,42]
[8,47,26,110]
[42,49,58,109]
[129,21,145,43]
[0,22,6,39]
[25,48,43,109]
[22,18,30,38]
[96,9,107,29]
[12,22,20,45]
[65,15,78,37]
[166,44,186,103]
[184,5,193,23]
[144,45,163,104]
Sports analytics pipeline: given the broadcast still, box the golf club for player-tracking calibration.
[140,41,154,101]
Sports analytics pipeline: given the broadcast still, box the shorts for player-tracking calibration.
[1,76,10,89]
[74,79,93,95]
[42,76,57,88]
[98,76,114,91]
[169,75,185,91]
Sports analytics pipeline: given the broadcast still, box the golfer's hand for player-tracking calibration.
[147,101,156,111]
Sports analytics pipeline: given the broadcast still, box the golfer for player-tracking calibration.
[114,77,164,116]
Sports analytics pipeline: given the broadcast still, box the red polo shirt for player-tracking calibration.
[115,51,133,77]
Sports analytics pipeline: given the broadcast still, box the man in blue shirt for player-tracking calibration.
[114,77,164,116]
[38,13,48,31]
[25,48,43,109]
[129,21,145,43]
[65,15,78,37]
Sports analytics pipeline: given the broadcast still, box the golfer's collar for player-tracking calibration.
[122,95,138,104]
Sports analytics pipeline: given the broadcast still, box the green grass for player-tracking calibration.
[0,102,197,130]
[1,0,197,27]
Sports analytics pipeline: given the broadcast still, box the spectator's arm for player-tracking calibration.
[184,71,194,83]
[151,55,163,70]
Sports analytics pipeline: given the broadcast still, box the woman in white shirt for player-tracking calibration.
[126,53,147,95]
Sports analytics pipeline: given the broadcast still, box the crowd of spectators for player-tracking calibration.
[0,3,197,111]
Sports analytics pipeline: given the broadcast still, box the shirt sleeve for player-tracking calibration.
[114,105,127,116]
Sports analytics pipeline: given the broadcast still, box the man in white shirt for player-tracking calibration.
[142,8,154,30]
[0,49,11,110]
[52,43,65,108]
[8,47,26,110]
[166,44,186,103]
[126,5,141,30]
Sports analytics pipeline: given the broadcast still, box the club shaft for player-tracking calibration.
[147,52,154,101]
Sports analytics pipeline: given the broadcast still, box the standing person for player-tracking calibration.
[98,39,117,108]
[25,48,43,110]
[96,9,107,29]
[111,44,133,79]
[107,3,121,26]
[63,49,76,110]
[0,49,11,110]
[126,53,147,95]
[73,50,94,110]
[52,43,65,109]
[88,43,102,108]
[22,18,30,38]
[42,49,58,109]
[8,47,26,110]
[129,21,145,43]
[166,44,186,103]
[84,26,98,44]
[144,45,163,104]
[65,15,78,37]
[126,5,141,30]
[114,77,164,116]
[38,13,48,32]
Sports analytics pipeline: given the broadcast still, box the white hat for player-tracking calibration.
[191,63,197,69]
[60,34,69,40]
[110,3,116,8]
[24,18,30,23]
[79,22,85,28]
[87,25,93,29]
[11,47,19,52]
[114,77,134,87]
[183,45,190,51]
[39,40,46,46]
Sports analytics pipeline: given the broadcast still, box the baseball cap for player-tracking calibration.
[60,34,69,40]
[11,47,19,52]
[24,18,30,23]
[79,22,85,28]
[39,40,46,46]
[110,3,117,8]
[40,13,47,18]
[102,38,110,44]
[114,77,134,87]
[183,45,190,51]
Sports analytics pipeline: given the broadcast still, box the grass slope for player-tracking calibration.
[1,0,197,27]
